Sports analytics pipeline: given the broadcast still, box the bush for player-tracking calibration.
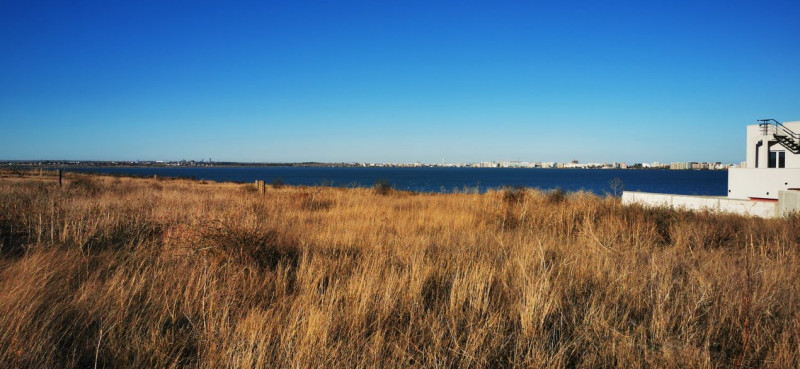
[374,179,393,195]
[502,186,526,204]
[241,184,257,193]
[272,178,284,189]
[67,176,101,196]
[547,187,566,204]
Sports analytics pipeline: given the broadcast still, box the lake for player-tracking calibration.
[63,167,728,196]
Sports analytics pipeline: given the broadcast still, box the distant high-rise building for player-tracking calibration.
[670,162,691,170]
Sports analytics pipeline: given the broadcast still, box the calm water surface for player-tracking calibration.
[64,167,728,196]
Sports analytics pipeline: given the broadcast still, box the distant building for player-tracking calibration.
[691,162,707,170]
[670,162,690,170]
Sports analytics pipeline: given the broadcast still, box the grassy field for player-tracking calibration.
[0,170,798,368]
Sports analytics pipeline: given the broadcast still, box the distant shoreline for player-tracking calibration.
[1,161,696,170]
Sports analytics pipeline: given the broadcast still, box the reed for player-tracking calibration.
[0,170,797,368]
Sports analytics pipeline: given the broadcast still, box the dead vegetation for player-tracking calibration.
[0,170,798,368]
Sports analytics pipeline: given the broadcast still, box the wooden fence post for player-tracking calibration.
[58,169,62,188]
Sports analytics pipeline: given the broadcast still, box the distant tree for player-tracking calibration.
[608,177,624,197]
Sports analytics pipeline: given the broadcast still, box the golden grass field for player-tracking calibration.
[0,170,798,368]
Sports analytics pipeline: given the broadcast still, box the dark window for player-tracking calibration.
[769,151,777,168]
[779,151,786,168]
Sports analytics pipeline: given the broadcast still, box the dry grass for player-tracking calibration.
[0,170,798,368]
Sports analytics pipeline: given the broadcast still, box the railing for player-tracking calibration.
[759,119,800,141]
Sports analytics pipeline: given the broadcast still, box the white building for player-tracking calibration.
[623,118,800,218]
[728,119,800,200]
[670,162,691,170]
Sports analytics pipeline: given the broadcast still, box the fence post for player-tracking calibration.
[58,169,62,188]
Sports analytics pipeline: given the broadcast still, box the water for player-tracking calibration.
[63,166,728,196]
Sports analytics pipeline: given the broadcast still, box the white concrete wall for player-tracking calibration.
[746,124,764,169]
[622,191,776,218]
[777,190,800,217]
[728,168,800,199]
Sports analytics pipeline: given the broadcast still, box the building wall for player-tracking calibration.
[734,120,800,200]
[777,190,800,217]
[728,168,800,199]
[745,121,800,169]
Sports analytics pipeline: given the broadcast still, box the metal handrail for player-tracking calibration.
[759,119,800,140]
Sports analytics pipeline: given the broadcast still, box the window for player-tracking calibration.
[769,151,786,168]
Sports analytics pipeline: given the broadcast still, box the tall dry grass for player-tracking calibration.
[0,170,798,368]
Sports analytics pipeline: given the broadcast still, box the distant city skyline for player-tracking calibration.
[2,1,799,163]
[1,159,739,171]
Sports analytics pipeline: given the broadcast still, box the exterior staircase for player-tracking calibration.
[759,119,800,154]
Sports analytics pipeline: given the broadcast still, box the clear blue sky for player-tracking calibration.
[2,0,799,163]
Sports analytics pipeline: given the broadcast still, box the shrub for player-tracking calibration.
[67,176,101,196]
[272,178,284,189]
[241,184,257,193]
[202,221,300,270]
[374,179,393,195]
[547,187,566,204]
[502,185,526,204]
[296,191,333,211]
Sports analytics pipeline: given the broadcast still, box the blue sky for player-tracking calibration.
[1,0,799,163]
